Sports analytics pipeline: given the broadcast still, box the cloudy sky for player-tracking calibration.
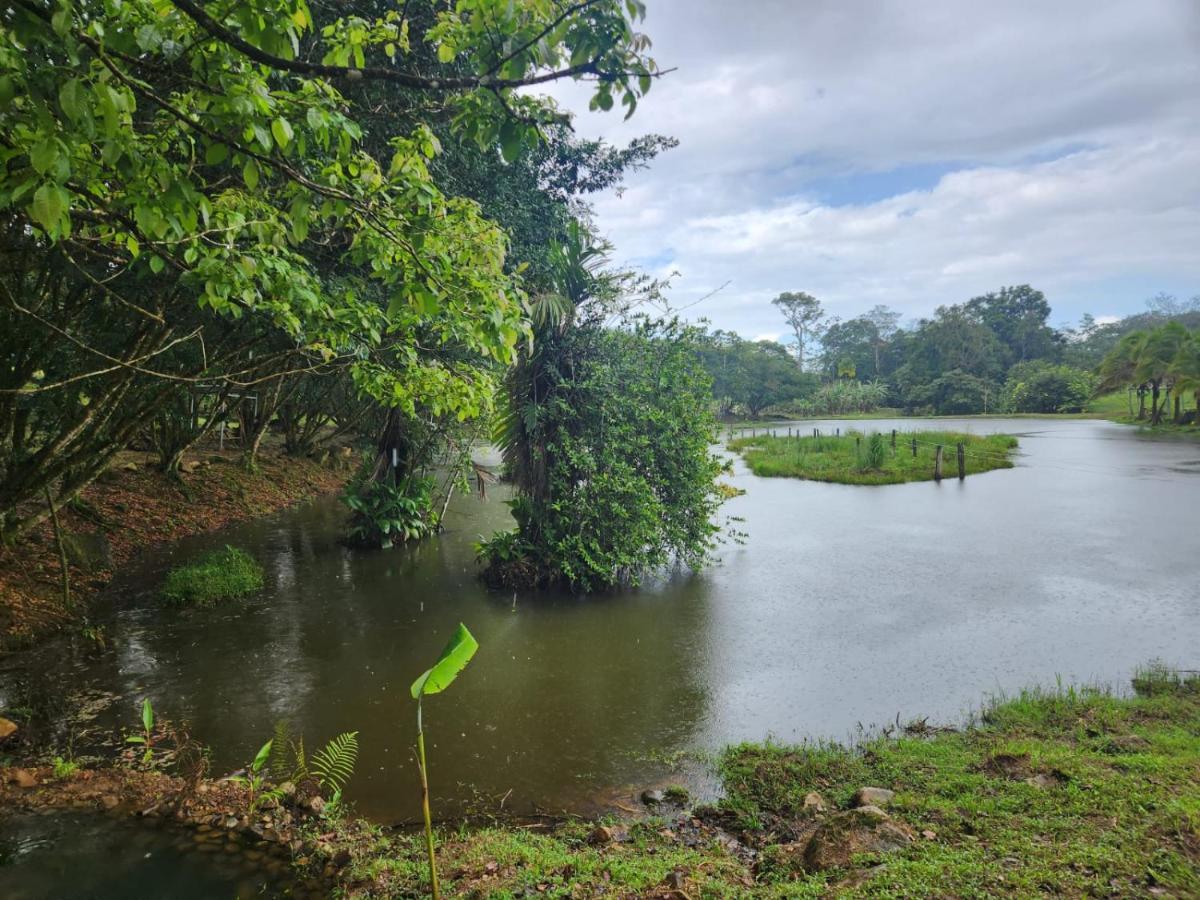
[544,0,1200,340]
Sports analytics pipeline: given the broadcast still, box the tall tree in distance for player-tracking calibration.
[772,291,828,371]
[864,305,902,376]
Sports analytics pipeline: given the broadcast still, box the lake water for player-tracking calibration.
[2,418,1197,824]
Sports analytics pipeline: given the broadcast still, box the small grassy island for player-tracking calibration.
[729,430,1019,485]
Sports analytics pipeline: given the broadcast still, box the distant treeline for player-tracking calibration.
[695,287,1200,418]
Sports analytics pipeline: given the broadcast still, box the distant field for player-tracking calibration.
[728,430,1019,485]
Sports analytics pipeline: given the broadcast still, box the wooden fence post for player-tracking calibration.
[911,437,917,457]
[891,429,897,449]
[957,442,966,480]
[934,445,944,481]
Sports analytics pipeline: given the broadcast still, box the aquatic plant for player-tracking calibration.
[230,739,285,815]
[124,698,155,765]
[411,623,479,899]
[161,545,264,605]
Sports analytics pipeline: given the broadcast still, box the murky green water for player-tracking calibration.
[0,811,297,898]
[3,419,1198,824]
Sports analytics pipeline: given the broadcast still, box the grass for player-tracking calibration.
[728,430,1019,484]
[160,544,264,605]
[321,667,1200,897]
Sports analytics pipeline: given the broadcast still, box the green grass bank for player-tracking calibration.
[728,431,1018,484]
[317,665,1199,897]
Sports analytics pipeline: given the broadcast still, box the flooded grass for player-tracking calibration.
[160,545,264,605]
[729,430,1018,484]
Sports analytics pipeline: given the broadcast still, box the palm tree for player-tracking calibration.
[1098,331,1148,418]
[494,221,610,511]
[1136,323,1191,425]
[1169,332,1200,425]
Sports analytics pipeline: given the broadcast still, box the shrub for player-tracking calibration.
[344,477,437,549]
[161,545,264,605]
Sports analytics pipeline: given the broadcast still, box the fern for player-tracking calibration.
[311,731,358,794]
[291,734,307,780]
[268,720,292,782]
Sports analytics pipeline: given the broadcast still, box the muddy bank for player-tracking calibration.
[0,451,349,651]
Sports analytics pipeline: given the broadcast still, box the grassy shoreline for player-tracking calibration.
[4,667,1196,897]
[729,431,1018,485]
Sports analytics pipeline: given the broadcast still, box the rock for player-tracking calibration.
[921,829,937,840]
[332,849,352,868]
[223,816,239,829]
[640,789,666,806]
[9,768,39,788]
[306,795,325,814]
[661,870,687,890]
[852,787,895,808]
[801,807,915,872]
[1025,773,1064,790]
[278,781,296,798]
[121,462,140,472]
[100,794,120,810]
[0,717,18,741]
[588,825,616,845]
[61,531,113,573]
[802,792,827,814]
[587,824,630,845]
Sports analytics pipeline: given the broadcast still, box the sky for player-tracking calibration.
[542,0,1200,341]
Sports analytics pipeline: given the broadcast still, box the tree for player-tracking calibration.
[772,291,827,371]
[0,0,662,541]
[965,285,1060,365]
[483,318,724,592]
[1003,362,1096,414]
[863,305,902,376]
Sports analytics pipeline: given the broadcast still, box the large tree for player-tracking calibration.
[0,0,661,541]
[772,291,827,371]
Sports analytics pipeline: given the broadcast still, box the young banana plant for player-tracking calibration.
[410,623,478,900]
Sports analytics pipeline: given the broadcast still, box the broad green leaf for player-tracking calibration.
[244,159,259,190]
[30,139,59,175]
[30,183,66,233]
[271,117,293,150]
[410,623,478,698]
[141,698,154,733]
[251,739,273,773]
[205,142,228,165]
[58,79,85,121]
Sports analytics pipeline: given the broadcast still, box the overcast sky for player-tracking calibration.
[544,0,1200,340]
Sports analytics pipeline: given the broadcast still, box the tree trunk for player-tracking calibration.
[1150,381,1162,425]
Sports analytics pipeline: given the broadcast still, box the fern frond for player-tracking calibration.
[291,735,307,781]
[268,720,292,782]
[311,731,358,794]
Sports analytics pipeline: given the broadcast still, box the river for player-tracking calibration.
[2,418,1197,824]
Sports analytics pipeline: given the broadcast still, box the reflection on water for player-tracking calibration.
[2,418,1198,822]
[0,811,292,899]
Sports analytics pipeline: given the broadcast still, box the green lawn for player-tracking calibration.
[728,430,1018,484]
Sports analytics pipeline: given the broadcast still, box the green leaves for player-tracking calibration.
[270,117,293,151]
[311,731,359,794]
[251,739,273,774]
[29,183,70,237]
[141,698,154,735]
[410,623,479,699]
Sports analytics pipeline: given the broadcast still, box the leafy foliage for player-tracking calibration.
[311,731,359,796]
[160,545,264,605]
[344,476,437,549]
[0,0,663,542]
[411,623,479,699]
[486,319,726,591]
[1002,362,1097,413]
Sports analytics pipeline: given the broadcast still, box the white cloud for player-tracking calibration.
[543,0,1200,333]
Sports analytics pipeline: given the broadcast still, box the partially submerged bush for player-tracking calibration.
[162,545,264,605]
[344,477,437,549]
